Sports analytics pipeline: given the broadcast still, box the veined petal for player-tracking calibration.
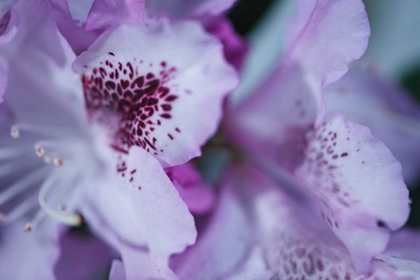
[295,115,410,272]
[285,0,370,123]
[74,19,238,166]
[146,0,237,19]
[82,146,196,261]
[325,69,420,184]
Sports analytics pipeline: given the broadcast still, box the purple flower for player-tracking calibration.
[0,0,238,278]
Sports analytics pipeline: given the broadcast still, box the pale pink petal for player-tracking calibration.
[166,162,215,214]
[285,0,370,123]
[295,115,410,272]
[73,19,238,166]
[85,0,145,31]
[325,69,420,183]
[146,0,237,19]
[81,146,196,261]
[119,244,178,279]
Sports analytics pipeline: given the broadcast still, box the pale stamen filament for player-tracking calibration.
[11,123,72,139]
[3,195,38,224]
[37,173,82,227]
[0,146,32,160]
[0,157,39,178]
[0,167,46,206]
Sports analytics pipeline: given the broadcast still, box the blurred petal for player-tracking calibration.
[48,0,99,54]
[226,247,273,280]
[285,0,370,122]
[74,19,238,166]
[0,219,62,280]
[166,162,215,214]
[85,0,145,31]
[109,259,126,280]
[205,16,249,70]
[325,68,420,183]
[172,167,259,280]
[0,64,6,103]
[296,115,410,272]
[55,229,114,280]
[228,0,294,108]
[226,63,318,172]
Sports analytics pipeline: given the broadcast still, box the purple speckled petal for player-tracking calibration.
[73,18,238,166]
[295,115,410,272]
[262,183,420,280]
[285,0,370,123]
[325,68,420,184]
[81,146,196,261]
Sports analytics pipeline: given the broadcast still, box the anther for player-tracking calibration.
[10,127,19,139]
[53,158,64,167]
[35,145,45,157]
[59,203,66,211]
[23,222,33,233]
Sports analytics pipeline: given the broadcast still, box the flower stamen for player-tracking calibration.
[37,175,82,227]
[23,222,33,233]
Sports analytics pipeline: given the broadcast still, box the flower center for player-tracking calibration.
[82,55,179,155]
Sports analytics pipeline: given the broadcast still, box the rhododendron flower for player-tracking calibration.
[0,0,238,278]
[2,0,420,278]
[225,0,412,275]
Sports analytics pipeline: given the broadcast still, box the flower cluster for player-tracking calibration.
[1,0,420,279]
